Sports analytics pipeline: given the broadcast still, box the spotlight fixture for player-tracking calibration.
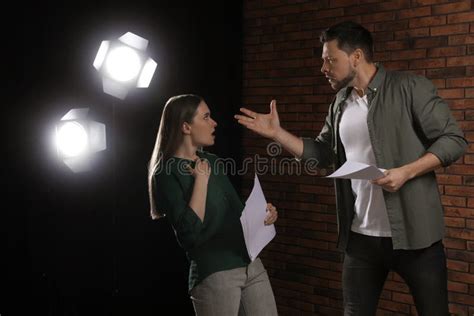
[55,108,106,172]
[93,32,157,99]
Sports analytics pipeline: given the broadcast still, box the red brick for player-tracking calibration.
[449,271,474,285]
[383,280,410,292]
[409,15,446,28]
[431,24,470,36]
[391,49,426,60]
[373,51,391,61]
[394,27,430,39]
[438,88,464,99]
[381,40,410,51]
[449,303,469,315]
[438,174,463,185]
[373,31,395,42]
[383,60,409,70]
[413,36,448,48]
[409,58,445,69]
[271,5,302,16]
[392,292,414,304]
[446,77,474,88]
[466,132,474,142]
[448,292,474,305]
[362,12,396,23]
[431,78,445,88]
[376,21,406,33]
[468,219,474,229]
[442,195,467,207]
[463,176,474,186]
[465,154,474,164]
[448,280,469,293]
[378,299,410,313]
[413,0,451,5]
[447,56,474,67]
[272,278,314,293]
[427,67,466,79]
[447,249,474,262]
[444,237,467,250]
[447,258,470,272]
[451,110,464,120]
[447,99,474,109]
[376,0,410,11]
[465,88,474,98]
[299,0,328,11]
[459,120,474,130]
[446,227,474,240]
[397,6,431,19]
[448,12,474,24]
[445,182,474,195]
[445,217,466,228]
[449,34,474,45]
[468,65,474,76]
[432,0,472,15]
[329,0,356,8]
[428,46,466,58]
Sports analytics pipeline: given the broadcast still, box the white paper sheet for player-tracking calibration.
[240,174,276,261]
[326,161,386,180]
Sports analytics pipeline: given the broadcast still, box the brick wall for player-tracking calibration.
[242,0,474,315]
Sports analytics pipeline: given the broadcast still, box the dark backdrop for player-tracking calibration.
[4,2,243,315]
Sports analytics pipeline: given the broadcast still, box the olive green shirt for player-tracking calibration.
[154,151,250,291]
[301,64,468,250]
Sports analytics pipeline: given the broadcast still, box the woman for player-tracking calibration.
[147,94,278,315]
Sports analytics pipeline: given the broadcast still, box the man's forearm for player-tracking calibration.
[273,127,304,158]
[402,152,442,181]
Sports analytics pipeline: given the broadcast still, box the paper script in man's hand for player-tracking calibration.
[326,161,386,180]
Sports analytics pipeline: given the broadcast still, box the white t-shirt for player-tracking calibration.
[339,89,392,237]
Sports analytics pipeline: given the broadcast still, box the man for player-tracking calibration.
[235,21,467,316]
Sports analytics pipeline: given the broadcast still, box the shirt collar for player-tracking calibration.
[335,63,385,106]
[367,63,385,94]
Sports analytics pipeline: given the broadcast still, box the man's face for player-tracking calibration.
[321,39,356,91]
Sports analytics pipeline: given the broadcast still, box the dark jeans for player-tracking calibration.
[343,231,449,316]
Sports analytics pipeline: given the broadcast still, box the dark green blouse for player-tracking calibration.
[154,151,250,291]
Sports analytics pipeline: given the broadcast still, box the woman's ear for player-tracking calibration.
[182,122,192,135]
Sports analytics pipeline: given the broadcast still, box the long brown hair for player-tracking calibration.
[147,94,203,219]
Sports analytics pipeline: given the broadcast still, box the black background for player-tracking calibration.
[4,1,243,315]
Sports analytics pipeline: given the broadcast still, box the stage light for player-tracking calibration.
[55,108,106,173]
[93,32,157,99]
[56,121,88,157]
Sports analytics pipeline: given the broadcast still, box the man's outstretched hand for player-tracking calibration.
[234,99,281,139]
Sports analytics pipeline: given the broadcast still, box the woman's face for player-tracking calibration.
[187,101,218,147]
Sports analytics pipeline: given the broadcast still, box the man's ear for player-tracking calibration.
[352,48,363,67]
[182,122,192,135]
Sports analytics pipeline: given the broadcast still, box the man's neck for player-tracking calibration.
[352,63,377,97]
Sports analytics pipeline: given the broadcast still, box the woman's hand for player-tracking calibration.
[264,203,278,225]
[187,158,211,182]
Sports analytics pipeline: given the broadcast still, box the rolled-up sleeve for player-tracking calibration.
[300,112,336,168]
[154,174,203,250]
[411,76,468,166]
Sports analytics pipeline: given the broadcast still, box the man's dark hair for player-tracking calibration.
[320,21,374,62]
